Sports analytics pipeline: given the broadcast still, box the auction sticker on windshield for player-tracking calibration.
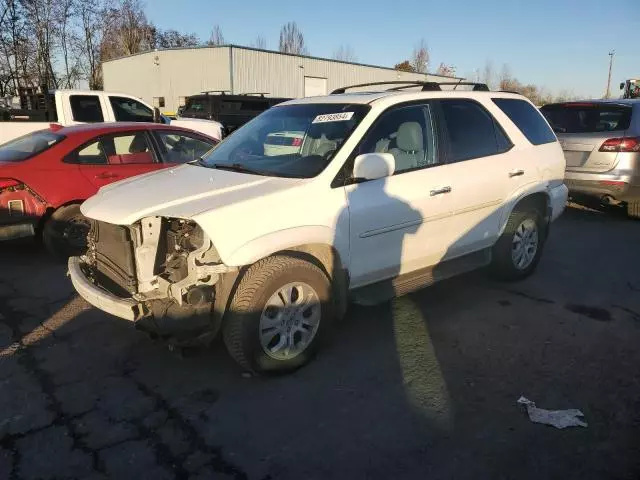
[312,112,355,123]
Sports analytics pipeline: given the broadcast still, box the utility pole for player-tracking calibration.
[606,50,615,99]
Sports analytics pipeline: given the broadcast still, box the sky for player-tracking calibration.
[145,0,639,99]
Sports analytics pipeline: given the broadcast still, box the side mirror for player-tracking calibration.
[619,83,625,90]
[153,107,161,123]
[352,153,395,181]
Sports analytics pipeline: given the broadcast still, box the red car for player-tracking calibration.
[0,122,218,257]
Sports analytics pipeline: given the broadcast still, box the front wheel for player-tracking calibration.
[222,255,334,374]
[42,204,92,260]
[491,207,544,281]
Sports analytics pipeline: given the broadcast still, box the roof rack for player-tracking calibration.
[330,81,489,95]
[201,90,230,95]
[240,92,269,97]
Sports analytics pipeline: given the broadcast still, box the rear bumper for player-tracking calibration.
[68,256,147,322]
[549,183,568,222]
[0,222,35,241]
[564,171,640,202]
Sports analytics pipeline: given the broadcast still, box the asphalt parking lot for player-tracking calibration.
[1,203,639,480]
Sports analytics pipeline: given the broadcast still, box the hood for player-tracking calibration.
[81,164,303,225]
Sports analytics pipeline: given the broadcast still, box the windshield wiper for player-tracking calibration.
[211,163,265,175]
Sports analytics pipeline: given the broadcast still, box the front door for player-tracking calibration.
[345,102,453,288]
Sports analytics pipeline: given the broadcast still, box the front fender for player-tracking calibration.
[223,225,348,268]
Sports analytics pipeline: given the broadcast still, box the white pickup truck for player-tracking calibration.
[0,89,222,145]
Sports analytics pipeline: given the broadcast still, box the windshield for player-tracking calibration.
[540,103,632,133]
[199,103,370,178]
[0,130,65,162]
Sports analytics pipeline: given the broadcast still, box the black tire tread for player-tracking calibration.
[491,207,543,281]
[42,204,86,260]
[222,255,328,371]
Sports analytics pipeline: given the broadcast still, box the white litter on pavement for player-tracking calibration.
[517,396,588,429]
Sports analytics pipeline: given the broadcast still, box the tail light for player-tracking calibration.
[599,137,640,153]
[0,178,21,190]
[291,137,303,147]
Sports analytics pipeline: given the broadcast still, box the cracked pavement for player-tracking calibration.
[1,204,639,479]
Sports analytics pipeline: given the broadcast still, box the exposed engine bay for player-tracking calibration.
[81,216,235,341]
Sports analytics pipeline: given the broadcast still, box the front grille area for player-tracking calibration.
[88,221,138,298]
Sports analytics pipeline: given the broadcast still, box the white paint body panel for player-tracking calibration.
[80,91,568,290]
[0,90,223,145]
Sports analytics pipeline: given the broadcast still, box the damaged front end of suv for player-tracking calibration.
[69,216,236,345]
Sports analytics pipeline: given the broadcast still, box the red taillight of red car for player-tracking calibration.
[599,137,640,153]
[0,178,21,190]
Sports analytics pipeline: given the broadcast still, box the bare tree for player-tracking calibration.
[481,59,495,89]
[155,29,199,48]
[411,38,429,73]
[333,44,357,62]
[76,0,105,89]
[279,22,307,55]
[252,34,266,49]
[22,0,58,88]
[435,63,456,77]
[207,24,224,46]
[113,0,153,56]
[54,0,81,88]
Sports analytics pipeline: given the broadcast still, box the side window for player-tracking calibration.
[439,99,507,162]
[493,98,556,145]
[358,104,438,174]
[103,132,155,164]
[109,96,154,122]
[69,139,108,165]
[70,95,104,122]
[154,131,217,164]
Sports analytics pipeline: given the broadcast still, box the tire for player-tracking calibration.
[491,207,545,281]
[627,201,640,220]
[42,204,92,260]
[222,255,334,374]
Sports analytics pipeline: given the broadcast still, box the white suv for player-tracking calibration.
[68,81,568,373]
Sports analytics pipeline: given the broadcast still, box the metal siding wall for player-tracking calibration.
[231,48,445,98]
[103,48,231,112]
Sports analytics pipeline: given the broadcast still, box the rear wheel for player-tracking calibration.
[627,201,640,219]
[222,255,334,374]
[42,204,92,260]
[491,207,544,280]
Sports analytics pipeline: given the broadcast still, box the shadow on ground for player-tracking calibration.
[0,206,639,479]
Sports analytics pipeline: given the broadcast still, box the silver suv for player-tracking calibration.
[541,100,640,218]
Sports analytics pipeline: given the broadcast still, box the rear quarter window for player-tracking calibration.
[0,131,65,162]
[493,98,557,145]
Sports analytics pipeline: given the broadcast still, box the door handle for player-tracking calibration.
[95,172,118,179]
[430,186,452,196]
[509,169,525,178]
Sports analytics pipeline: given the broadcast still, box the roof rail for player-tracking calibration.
[240,92,269,97]
[331,81,489,95]
[201,90,230,95]
[433,81,490,91]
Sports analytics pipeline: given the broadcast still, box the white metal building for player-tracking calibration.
[102,45,460,114]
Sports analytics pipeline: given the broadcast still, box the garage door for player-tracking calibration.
[304,77,327,97]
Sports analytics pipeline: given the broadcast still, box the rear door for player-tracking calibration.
[540,102,632,173]
[63,93,107,125]
[71,131,164,189]
[434,99,517,258]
